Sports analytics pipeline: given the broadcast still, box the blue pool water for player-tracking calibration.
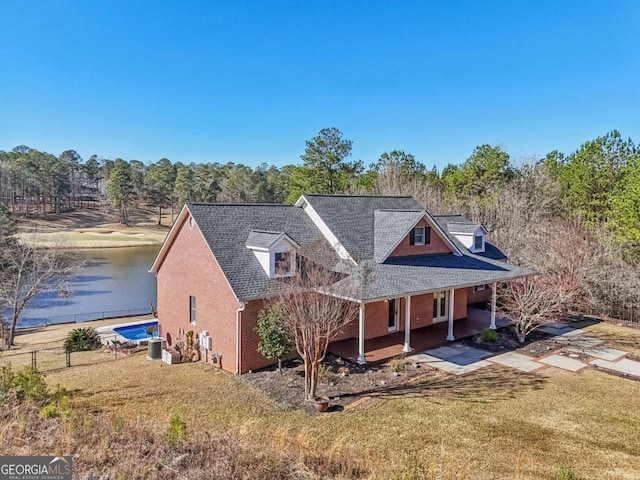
[113,321,158,341]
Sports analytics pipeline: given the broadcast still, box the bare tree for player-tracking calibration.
[499,277,574,342]
[499,219,602,341]
[0,239,81,347]
[270,245,367,402]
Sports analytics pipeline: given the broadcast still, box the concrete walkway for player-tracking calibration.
[411,321,640,379]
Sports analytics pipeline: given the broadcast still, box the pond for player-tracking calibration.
[16,246,160,328]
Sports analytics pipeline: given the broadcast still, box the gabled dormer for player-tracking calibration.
[374,210,462,262]
[245,230,299,278]
[447,222,487,253]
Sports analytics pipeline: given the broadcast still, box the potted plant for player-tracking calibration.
[313,395,330,413]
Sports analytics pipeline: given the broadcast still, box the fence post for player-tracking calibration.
[66,351,71,368]
[31,351,36,370]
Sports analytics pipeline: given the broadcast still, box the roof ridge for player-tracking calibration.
[303,194,413,198]
[375,209,424,212]
[189,202,293,207]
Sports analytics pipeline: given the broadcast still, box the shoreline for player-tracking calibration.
[15,227,168,249]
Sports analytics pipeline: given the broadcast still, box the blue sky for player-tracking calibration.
[1,1,638,170]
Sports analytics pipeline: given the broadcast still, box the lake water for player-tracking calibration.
[16,246,160,328]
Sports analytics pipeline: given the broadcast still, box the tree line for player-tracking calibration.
[1,128,637,241]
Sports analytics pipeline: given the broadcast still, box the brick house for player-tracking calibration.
[149,194,532,373]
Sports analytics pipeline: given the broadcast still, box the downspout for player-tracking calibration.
[236,301,246,374]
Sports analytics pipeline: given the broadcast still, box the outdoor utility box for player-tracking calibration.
[147,337,164,360]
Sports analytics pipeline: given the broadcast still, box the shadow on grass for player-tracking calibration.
[337,366,547,404]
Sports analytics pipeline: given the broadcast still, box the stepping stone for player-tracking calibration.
[538,354,587,372]
[448,344,493,360]
[591,358,640,377]
[411,353,491,375]
[488,352,542,372]
[570,347,626,362]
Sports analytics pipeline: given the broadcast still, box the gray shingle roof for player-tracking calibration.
[183,197,532,302]
[301,195,423,260]
[447,222,484,235]
[335,253,533,301]
[373,210,424,262]
[245,230,284,249]
[188,203,337,301]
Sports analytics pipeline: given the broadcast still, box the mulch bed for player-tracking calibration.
[461,327,557,358]
[238,354,433,412]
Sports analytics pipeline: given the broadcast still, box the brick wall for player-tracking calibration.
[389,218,452,257]
[467,285,492,304]
[156,213,241,374]
[238,299,279,373]
[454,287,468,320]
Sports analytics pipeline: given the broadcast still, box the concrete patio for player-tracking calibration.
[328,308,510,364]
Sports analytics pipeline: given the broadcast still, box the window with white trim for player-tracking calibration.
[189,295,196,324]
[473,284,487,293]
[410,226,430,246]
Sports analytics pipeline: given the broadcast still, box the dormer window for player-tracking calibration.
[447,222,487,253]
[246,230,299,279]
[410,226,430,246]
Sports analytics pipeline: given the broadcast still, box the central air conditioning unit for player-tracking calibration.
[147,337,166,360]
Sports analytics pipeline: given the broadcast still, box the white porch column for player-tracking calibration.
[446,288,455,341]
[357,303,366,364]
[490,282,497,329]
[402,295,412,352]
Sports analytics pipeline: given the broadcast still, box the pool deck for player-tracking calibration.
[95,319,158,345]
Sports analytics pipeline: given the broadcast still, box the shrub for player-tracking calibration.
[317,363,336,384]
[481,328,499,343]
[255,306,292,374]
[64,327,101,353]
[556,465,578,480]
[389,358,406,373]
[166,414,186,446]
[12,367,48,402]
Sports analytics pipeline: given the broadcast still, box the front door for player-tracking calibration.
[388,298,399,332]
[432,291,447,323]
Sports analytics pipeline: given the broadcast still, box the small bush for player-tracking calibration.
[64,327,101,353]
[481,328,499,343]
[11,367,48,402]
[166,414,186,446]
[556,465,578,480]
[39,393,74,419]
[317,363,336,384]
[389,358,406,373]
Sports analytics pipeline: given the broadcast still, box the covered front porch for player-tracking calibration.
[328,307,510,364]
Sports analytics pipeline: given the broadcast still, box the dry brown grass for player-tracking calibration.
[4,320,640,479]
[583,321,640,356]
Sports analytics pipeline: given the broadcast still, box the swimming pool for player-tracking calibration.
[113,321,158,341]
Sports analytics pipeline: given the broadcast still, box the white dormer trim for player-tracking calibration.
[246,234,298,278]
[378,211,463,263]
[296,195,357,265]
[448,225,487,253]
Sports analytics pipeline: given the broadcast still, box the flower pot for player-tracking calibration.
[313,396,330,413]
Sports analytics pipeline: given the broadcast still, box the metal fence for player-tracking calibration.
[17,308,153,329]
[0,334,146,373]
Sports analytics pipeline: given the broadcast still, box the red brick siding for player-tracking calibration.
[406,293,434,328]
[239,299,278,373]
[389,218,452,257]
[467,285,492,304]
[156,213,241,373]
[454,288,468,320]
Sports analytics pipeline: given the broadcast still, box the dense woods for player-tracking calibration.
[1,128,639,326]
